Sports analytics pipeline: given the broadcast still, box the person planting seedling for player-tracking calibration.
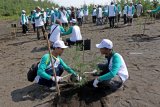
[34,40,82,90]
[147,6,160,14]
[92,39,129,91]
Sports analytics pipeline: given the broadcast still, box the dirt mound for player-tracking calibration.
[132,34,160,42]
[52,82,114,107]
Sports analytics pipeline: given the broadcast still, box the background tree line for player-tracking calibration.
[0,0,57,18]
[0,0,159,20]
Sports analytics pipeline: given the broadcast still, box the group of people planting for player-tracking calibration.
[24,1,160,92]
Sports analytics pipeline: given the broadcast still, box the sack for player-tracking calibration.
[27,62,39,82]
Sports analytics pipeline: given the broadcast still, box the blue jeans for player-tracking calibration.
[38,64,64,87]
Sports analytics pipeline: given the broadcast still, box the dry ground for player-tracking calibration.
[0,17,160,107]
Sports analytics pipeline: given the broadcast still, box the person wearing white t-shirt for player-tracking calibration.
[92,6,97,23]
[41,8,47,30]
[62,19,82,46]
[127,2,135,25]
[59,7,69,28]
[76,8,83,26]
[34,6,45,40]
[96,5,103,25]
[136,1,143,17]
[83,5,89,23]
[108,2,116,28]
[49,20,65,44]
[92,39,129,91]
[123,3,128,24]
[21,10,28,35]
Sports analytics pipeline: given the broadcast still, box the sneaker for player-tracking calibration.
[49,86,56,91]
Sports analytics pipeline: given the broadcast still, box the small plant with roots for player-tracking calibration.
[63,44,103,87]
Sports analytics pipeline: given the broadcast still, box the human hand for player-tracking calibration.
[52,76,63,82]
[76,75,82,81]
[147,10,151,13]
[93,78,99,88]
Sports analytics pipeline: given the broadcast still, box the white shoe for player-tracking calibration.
[49,86,56,91]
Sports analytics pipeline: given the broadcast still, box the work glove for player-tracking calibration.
[147,10,151,13]
[76,75,82,81]
[93,78,99,88]
[52,76,63,82]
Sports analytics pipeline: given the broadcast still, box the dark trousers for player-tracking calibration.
[92,16,97,23]
[124,14,127,24]
[127,17,133,23]
[66,38,75,46]
[96,17,103,25]
[77,18,82,26]
[118,14,120,22]
[115,14,120,22]
[98,75,123,91]
[22,24,28,34]
[32,23,36,32]
[95,63,123,91]
[109,16,115,28]
[38,64,64,87]
[36,26,45,40]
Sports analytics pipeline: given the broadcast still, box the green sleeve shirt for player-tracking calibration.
[37,54,77,80]
[62,26,73,35]
[99,53,122,81]
[151,6,160,13]
[59,57,77,76]
[37,54,51,80]
[60,26,65,33]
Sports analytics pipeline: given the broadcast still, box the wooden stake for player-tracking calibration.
[45,33,61,96]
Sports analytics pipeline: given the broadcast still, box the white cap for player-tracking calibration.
[53,40,68,48]
[41,8,44,12]
[96,39,113,49]
[130,1,133,4]
[70,19,77,23]
[22,10,26,13]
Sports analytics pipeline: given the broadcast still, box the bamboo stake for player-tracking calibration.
[45,33,61,96]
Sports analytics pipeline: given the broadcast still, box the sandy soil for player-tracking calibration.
[0,17,160,107]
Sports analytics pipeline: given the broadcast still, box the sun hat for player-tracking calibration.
[36,6,41,10]
[96,39,113,49]
[70,19,77,23]
[53,40,68,48]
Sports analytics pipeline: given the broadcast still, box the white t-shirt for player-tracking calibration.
[60,11,68,23]
[92,9,97,16]
[128,6,134,16]
[70,25,82,42]
[123,5,128,15]
[35,12,44,27]
[49,24,61,43]
[108,5,116,17]
[109,53,129,82]
[97,7,103,18]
